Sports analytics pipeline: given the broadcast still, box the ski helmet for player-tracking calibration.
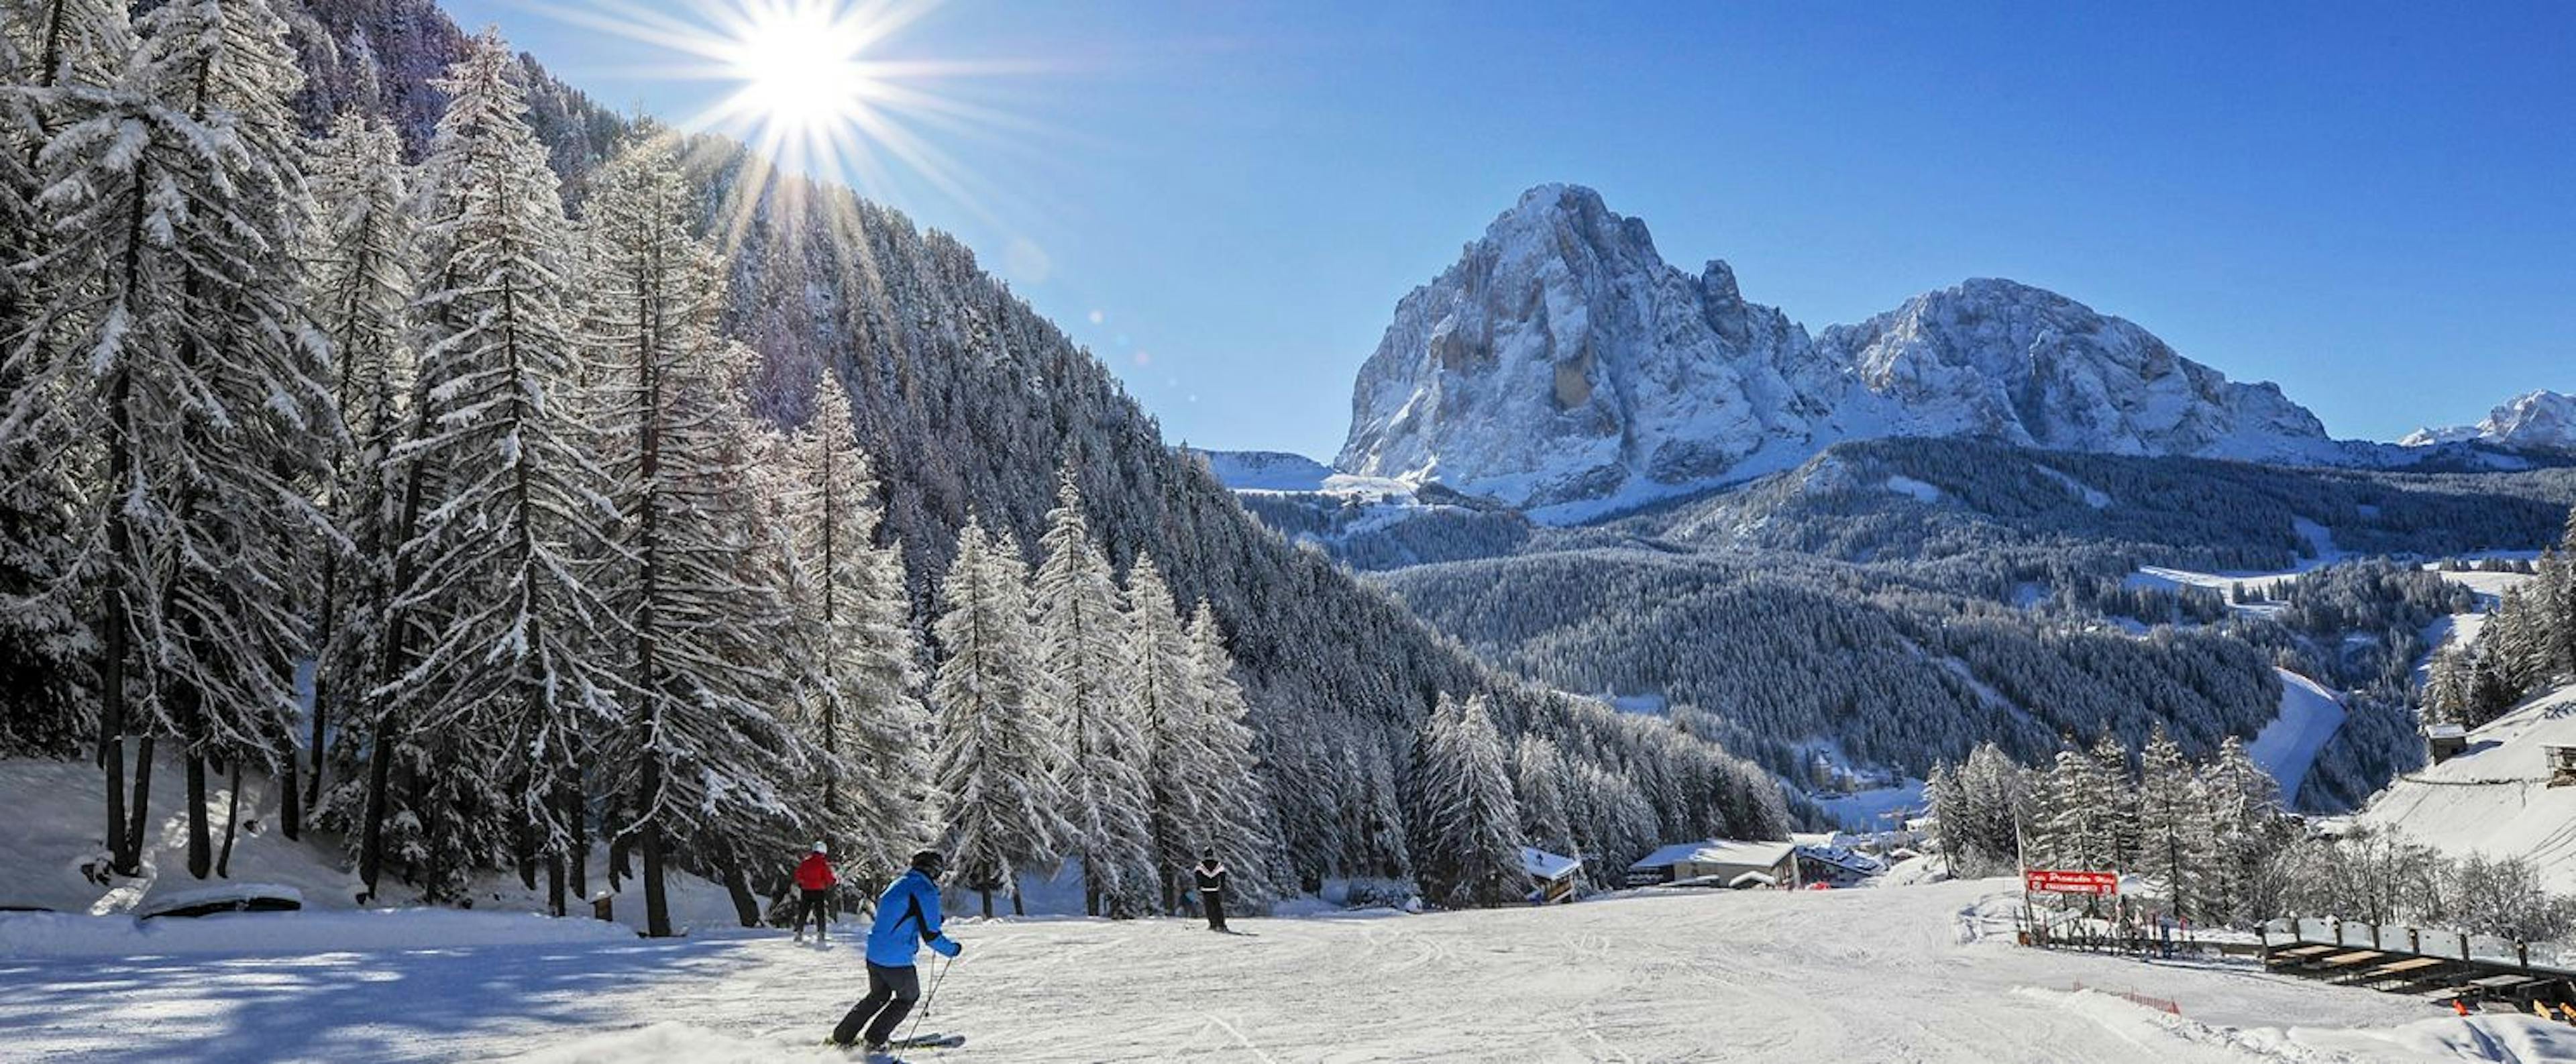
[812,841,828,854]
[910,849,947,875]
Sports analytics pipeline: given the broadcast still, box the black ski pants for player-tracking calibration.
[793,888,831,939]
[833,961,922,1047]
[1201,888,1227,930]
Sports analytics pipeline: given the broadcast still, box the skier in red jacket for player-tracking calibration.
[793,842,839,945]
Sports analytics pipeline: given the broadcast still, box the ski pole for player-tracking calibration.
[902,952,952,1048]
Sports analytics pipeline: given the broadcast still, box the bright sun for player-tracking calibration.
[727,0,873,135]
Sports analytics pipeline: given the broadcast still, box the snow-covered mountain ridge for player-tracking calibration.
[1338,184,2386,512]
[2404,390,2576,451]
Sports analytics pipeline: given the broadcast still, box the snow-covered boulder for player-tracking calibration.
[136,883,303,919]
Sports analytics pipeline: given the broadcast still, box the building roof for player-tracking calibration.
[1628,839,1795,871]
[2426,723,2468,739]
[1520,847,1581,880]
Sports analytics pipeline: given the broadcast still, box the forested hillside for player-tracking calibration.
[0,0,1790,915]
[1334,440,2576,812]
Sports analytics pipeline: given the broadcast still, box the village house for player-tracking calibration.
[1624,839,1798,889]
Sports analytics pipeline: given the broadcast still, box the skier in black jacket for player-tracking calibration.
[1193,850,1230,931]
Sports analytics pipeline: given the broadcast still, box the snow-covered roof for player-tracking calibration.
[1628,839,1794,871]
[2425,723,2467,739]
[1520,847,1580,880]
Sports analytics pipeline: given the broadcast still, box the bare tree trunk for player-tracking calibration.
[184,743,209,879]
[639,755,672,937]
[215,759,244,877]
[722,858,759,928]
[279,751,300,841]
[126,735,156,865]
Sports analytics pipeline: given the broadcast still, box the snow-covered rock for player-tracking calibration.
[1337,184,2344,511]
[2402,389,2576,451]
[1337,184,1829,511]
[1813,278,2333,464]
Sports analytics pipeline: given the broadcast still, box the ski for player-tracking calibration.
[890,1032,965,1049]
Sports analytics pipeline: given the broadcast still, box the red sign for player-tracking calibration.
[2025,869,2118,895]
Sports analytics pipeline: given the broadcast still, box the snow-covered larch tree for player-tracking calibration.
[1030,466,1155,916]
[1415,692,1526,908]
[1124,552,1209,913]
[0,0,111,761]
[1185,599,1278,907]
[18,0,333,878]
[586,134,812,937]
[354,30,612,906]
[2135,725,2203,919]
[931,515,1070,916]
[297,111,414,839]
[784,374,928,883]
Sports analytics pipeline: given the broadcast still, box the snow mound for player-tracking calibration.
[2021,985,2576,1062]
[0,906,637,957]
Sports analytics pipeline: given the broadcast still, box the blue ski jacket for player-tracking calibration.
[865,869,953,968]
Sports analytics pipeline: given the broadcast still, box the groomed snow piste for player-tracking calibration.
[5,877,2567,1063]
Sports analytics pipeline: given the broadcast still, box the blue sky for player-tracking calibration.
[449,0,2575,458]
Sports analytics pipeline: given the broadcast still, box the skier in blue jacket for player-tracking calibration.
[829,849,964,1053]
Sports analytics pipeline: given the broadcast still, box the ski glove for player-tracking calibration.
[931,937,963,958]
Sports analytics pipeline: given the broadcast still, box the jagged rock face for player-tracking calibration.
[1815,279,2330,460]
[2403,390,2576,451]
[1339,185,2336,510]
[1337,185,1825,509]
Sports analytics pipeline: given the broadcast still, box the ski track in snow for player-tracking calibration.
[2,878,2544,1063]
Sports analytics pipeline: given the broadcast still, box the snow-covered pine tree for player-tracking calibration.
[17,0,333,877]
[0,0,104,760]
[930,515,1069,917]
[2037,745,2113,873]
[2088,733,2139,871]
[1124,552,1209,913]
[588,134,812,936]
[2194,736,2284,924]
[297,111,414,837]
[2422,645,2473,728]
[782,374,928,884]
[352,30,612,906]
[1030,466,1154,916]
[1513,735,1577,865]
[2135,725,2202,920]
[1415,692,1525,908]
[1185,599,1279,908]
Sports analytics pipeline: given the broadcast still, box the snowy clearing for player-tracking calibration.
[3,878,2556,1063]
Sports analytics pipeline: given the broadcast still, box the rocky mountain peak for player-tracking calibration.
[1337,184,2341,514]
[2402,390,2576,451]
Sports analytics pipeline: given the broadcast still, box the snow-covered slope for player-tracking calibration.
[1183,448,1336,491]
[2404,389,2576,451]
[2354,684,2576,896]
[9,877,2557,1063]
[2247,670,2348,808]
[1337,184,2345,511]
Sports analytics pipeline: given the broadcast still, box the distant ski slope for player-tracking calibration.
[2248,669,2349,808]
